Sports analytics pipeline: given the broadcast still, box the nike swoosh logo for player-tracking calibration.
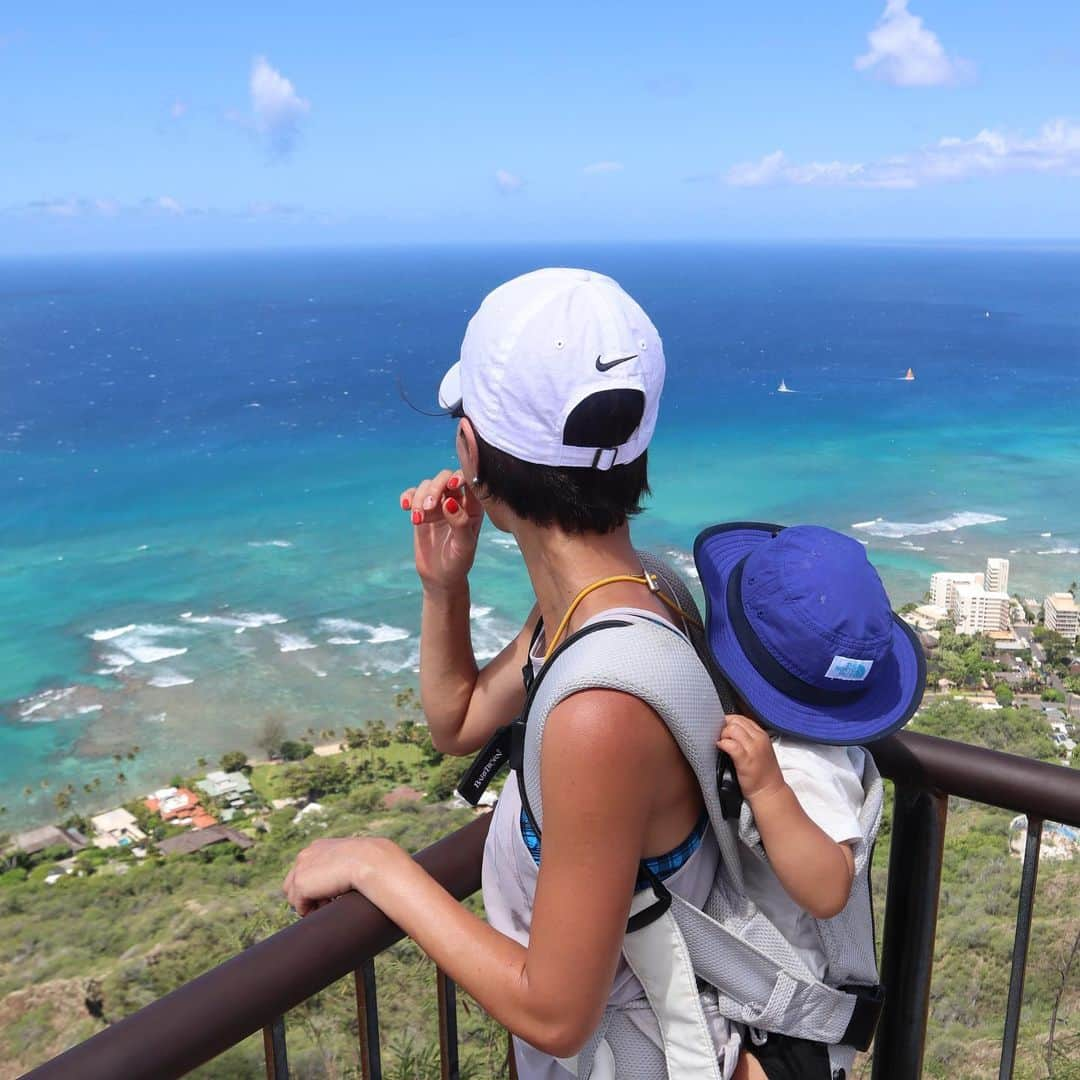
[595,353,637,372]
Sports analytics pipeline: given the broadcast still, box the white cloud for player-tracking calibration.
[726,119,1080,189]
[11,196,311,222]
[249,56,310,157]
[855,0,972,87]
[494,169,524,193]
[583,161,624,175]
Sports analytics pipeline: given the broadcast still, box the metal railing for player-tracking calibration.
[24,731,1080,1080]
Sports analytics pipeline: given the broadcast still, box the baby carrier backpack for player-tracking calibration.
[460,551,885,1079]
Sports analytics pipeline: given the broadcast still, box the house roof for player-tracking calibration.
[91,808,139,833]
[12,825,88,855]
[196,771,253,798]
[156,825,254,856]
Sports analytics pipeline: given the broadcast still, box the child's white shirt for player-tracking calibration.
[739,737,867,981]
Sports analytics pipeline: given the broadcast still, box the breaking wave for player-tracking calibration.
[851,512,1006,540]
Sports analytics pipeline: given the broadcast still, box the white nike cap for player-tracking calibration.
[437,268,665,471]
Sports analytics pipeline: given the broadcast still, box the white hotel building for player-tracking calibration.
[930,559,1013,636]
[951,583,1011,636]
[1045,592,1079,642]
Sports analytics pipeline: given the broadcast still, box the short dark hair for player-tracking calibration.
[470,389,651,534]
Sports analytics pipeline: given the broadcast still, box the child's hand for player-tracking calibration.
[717,714,786,803]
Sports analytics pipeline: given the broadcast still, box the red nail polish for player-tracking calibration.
[401,496,411,510]
[447,476,460,490]
[411,510,422,525]
[445,498,459,514]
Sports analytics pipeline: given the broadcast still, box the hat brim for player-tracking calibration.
[438,362,465,416]
[693,522,926,746]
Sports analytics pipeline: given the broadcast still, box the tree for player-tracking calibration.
[257,715,288,759]
[427,759,463,802]
[343,727,369,752]
[280,740,314,762]
[220,750,249,773]
[54,791,73,814]
[994,683,1014,707]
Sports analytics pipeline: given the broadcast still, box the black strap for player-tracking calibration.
[626,865,673,933]
[455,720,525,806]
[838,983,885,1052]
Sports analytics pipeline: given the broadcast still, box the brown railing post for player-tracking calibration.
[262,1016,289,1079]
[999,816,1044,1080]
[436,968,460,1080]
[871,784,948,1080]
[507,1031,518,1079]
[355,958,382,1080]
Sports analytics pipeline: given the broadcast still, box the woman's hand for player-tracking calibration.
[282,836,400,917]
[400,469,485,591]
[716,713,785,803]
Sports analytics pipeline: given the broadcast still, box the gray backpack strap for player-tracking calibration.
[519,615,745,887]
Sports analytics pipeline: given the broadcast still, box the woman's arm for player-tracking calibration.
[404,467,538,755]
[284,689,665,1057]
[718,714,855,919]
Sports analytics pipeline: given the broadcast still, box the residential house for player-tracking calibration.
[90,808,147,849]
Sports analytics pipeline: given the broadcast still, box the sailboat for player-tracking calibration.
[777,378,794,393]
[903,368,915,381]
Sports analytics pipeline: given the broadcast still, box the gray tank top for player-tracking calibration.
[481,608,724,1078]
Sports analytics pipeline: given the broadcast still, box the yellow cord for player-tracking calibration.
[543,570,703,660]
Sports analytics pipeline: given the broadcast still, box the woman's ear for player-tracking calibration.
[457,417,479,479]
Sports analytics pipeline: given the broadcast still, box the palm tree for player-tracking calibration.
[116,772,127,785]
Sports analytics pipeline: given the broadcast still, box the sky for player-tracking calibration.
[4,1,1080,252]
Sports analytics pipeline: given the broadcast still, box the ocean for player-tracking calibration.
[2,244,1079,828]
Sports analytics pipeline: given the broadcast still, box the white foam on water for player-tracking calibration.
[146,712,168,723]
[148,671,195,687]
[1038,546,1080,556]
[248,539,293,548]
[76,704,103,714]
[470,605,493,619]
[276,632,318,653]
[18,686,77,719]
[318,617,409,644]
[318,617,366,634]
[367,624,409,645]
[851,511,1006,540]
[181,611,288,632]
[899,541,927,552]
[98,652,136,673]
[1040,532,1053,538]
[470,607,517,662]
[88,624,136,641]
[489,535,519,549]
[663,548,700,580]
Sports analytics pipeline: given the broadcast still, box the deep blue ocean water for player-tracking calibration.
[2,245,1079,825]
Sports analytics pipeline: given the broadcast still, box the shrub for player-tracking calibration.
[279,741,314,762]
[220,751,249,773]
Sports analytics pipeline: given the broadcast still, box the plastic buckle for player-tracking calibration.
[716,750,744,819]
[591,447,618,470]
[838,983,885,1052]
[644,570,661,594]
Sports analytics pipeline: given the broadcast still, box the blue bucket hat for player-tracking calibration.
[693,522,926,745]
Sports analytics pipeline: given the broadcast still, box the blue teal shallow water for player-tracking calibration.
[2,246,1078,826]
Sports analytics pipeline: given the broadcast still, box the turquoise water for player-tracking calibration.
[2,245,1078,827]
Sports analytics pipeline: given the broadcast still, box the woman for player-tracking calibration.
[284,268,747,1077]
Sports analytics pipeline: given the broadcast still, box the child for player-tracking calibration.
[695,522,926,1079]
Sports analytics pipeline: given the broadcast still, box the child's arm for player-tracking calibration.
[718,713,855,919]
